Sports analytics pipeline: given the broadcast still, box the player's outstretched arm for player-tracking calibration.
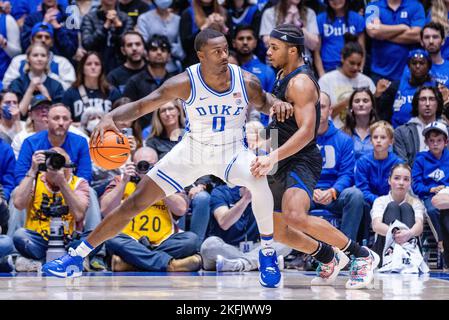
[243,70,293,120]
[92,72,191,142]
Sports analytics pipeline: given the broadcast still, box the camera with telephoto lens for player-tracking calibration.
[130,160,153,184]
[41,195,70,262]
[38,150,67,172]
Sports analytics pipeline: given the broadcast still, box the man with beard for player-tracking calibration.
[123,34,177,129]
[232,25,275,126]
[107,31,147,94]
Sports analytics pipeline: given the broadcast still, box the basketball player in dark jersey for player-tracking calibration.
[250,24,380,289]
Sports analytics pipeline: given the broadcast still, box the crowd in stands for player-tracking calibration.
[0,0,449,274]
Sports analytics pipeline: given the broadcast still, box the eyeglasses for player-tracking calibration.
[159,106,177,114]
[418,96,437,103]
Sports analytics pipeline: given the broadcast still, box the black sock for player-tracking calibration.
[341,239,369,258]
[311,242,334,264]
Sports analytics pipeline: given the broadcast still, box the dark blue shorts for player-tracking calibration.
[268,148,322,212]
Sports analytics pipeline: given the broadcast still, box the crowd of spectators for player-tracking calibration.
[0,0,449,273]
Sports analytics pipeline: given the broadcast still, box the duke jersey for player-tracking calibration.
[184,63,249,145]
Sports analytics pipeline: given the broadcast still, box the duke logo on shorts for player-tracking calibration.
[147,63,254,195]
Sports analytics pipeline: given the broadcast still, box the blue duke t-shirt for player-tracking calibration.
[365,0,425,81]
[317,11,365,72]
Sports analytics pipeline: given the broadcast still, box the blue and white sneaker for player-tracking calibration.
[258,248,281,288]
[42,248,84,278]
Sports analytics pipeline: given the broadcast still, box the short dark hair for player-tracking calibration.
[0,89,18,104]
[233,24,256,40]
[411,85,444,118]
[194,28,225,52]
[121,31,145,48]
[146,34,171,52]
[48,103,72,118]
[421,22,446,41]
[341,33,364,59]
[272,24,304,57]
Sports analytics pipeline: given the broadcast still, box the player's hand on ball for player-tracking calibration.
[250,155,274,177]
[271,101,294,122]
[91,114,121,144]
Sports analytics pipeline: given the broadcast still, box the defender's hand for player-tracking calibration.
[91,114,120,144]
[271,101,294,122]
[250,155,274,178]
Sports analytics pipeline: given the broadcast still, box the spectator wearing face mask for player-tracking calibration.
[137,0,185,73]
[79,107,105,138]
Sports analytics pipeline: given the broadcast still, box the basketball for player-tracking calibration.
[89,130,130,169]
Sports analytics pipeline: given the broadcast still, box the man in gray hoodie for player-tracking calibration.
[394,85,448,166]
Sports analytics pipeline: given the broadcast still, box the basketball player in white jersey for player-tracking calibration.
[42,29,292,288]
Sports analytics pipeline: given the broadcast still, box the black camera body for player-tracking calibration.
[130,160,152,184]
[38,151,67,171]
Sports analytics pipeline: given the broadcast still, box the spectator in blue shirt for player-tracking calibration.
[311,91,364,241]
[232,24,275,126]
[400,23,449,93]
[392,49,435,128]
[355,121,403,206]
[15,103,92,185]
[365,0,425,124]
[21,0,78,61]
[412,122,449,255]
[0,137,15,225]
[10,0,68,25]
[0,7,21,82]
[365,0,425,82]
[342,88,379,161]
[0,138,15,272]
[314,0,365,77]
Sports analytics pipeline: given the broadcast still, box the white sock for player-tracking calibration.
[73,240,94,258]
[261,235,274,252]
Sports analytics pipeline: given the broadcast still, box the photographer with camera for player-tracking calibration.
[12,147,91,272]
[15,103,92,185]
[101,147,202,272]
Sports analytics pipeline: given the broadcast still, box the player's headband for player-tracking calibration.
[270,29,304,46]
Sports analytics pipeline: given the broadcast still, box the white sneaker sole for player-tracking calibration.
[345,249,380,290]
[311,250,350,286]
[259,272,282,288]
[44,266,83,278]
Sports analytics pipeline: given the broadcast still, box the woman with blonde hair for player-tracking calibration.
[146,99,186,159]
[9,43,64,118]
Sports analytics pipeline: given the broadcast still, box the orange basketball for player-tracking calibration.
[89,130,131,169]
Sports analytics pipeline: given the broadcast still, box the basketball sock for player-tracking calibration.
[340,239,369,258]
[310,242,334,264]
[73,240,94,258]
[260,235,274,251]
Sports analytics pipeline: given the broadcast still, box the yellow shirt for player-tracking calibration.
[121,182,176,246]
[26,173,79,240]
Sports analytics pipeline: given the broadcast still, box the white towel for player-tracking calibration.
[378,220,429,274]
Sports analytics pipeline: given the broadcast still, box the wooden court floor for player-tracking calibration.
[0,270,448,300]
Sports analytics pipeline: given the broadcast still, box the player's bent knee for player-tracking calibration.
[284,210,309,231]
